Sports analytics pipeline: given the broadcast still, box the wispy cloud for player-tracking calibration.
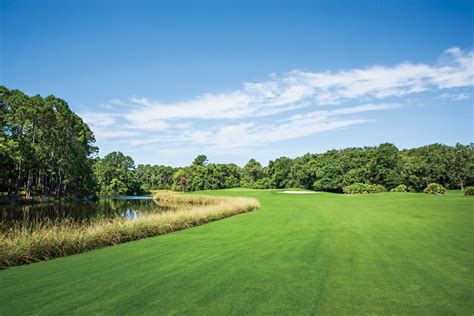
[90,103,398,149]
[438,92,471,101]
[90,127,140,140]
[80,113,118,127]
[81,47,473,153]
[170,103,401,150]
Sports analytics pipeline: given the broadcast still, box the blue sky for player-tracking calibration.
[1,0,473,166]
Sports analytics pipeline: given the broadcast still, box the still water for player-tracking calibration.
[0,196,172,227]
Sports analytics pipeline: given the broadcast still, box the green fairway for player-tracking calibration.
[1,189,472,314]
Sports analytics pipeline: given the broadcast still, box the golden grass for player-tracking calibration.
[0,192,260,269]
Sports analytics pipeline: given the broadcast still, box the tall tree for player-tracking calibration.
[452,144,474,190]
[0,86,97,199]
[240,159,266,188]
[192,155,209,166]
[94,152,139,196]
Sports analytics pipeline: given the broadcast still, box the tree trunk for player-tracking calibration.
[43,175,49,196]
[14,162,21,198]
[26,173,33,199]
[26,125,36,199]
[56,169,62,199]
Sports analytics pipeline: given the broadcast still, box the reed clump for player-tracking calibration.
[0,192,260,269]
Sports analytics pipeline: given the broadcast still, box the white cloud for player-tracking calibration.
[286,103,402,121]
[81,113,117,127]
[103,47,472,126]
[204,119,368,150]
[115,103,396,150]
[194,103,400,149]
[90,127,140,140]
[438,92,471,101]
[81,47,473,153]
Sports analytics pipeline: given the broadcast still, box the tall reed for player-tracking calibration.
[0,192,259,269]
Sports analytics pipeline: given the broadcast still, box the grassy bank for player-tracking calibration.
[0,189,472,314]
[0,192,259,268]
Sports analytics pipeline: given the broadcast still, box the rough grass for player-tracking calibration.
[0,189,472,314]
[154,190,233,205]
[0,192,259,268]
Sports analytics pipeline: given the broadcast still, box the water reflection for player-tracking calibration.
[124,209,138,220]
[0,196,173,228]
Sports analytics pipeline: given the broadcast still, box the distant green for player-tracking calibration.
[1,189,472,314]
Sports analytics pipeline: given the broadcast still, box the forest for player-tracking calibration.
[0,86,97,199]
[129,143,474,194]
[1,86,473,199]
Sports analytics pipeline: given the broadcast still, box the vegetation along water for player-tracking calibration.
[0,196,162,228]
[0,192,259,268]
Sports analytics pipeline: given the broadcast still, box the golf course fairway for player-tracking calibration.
[1,189,472,314]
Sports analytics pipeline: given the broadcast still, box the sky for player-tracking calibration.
[1,0,473,166]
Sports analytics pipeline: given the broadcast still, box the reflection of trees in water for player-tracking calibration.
[125,209,138,220]
[1,198,175,227]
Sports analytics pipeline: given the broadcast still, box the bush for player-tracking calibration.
[464,186,474,195]
[253,178,274,189]
[390,184,408,192]
[423,183,447,195]
[343,183,387,194]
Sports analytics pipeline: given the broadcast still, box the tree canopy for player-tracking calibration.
[94,152,141,196]
[0,86,97,198]
[136,144,473,193]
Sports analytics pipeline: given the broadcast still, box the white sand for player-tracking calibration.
[277,190,319,194]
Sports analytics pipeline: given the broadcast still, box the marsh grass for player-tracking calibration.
[0,192,259,268]
[153,190,240,205]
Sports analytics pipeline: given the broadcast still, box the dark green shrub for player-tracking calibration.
[343,183,387,194]
[253,178,274,189]
[464,186,474,195]
[423,183,447,195]
[390,184,408,192]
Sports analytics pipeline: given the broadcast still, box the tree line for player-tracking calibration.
[95,144,474,195]
[1,86,473,199]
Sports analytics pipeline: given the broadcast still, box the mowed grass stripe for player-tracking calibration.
[0,189,472,314]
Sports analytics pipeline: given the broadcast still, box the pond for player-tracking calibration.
[0,196,172,228]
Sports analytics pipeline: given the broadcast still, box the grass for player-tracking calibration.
[0,192,259,268]
[0,189,472,314]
